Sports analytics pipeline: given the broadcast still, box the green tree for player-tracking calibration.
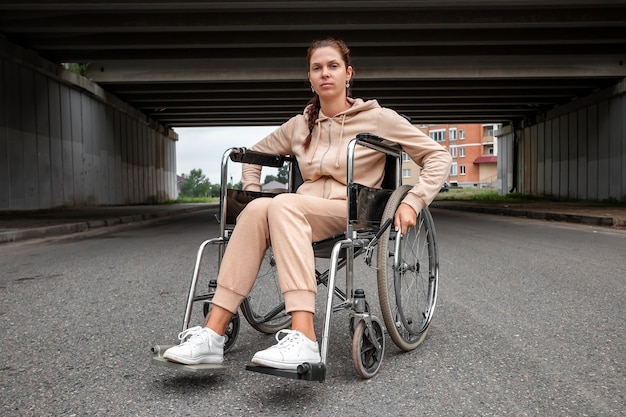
[263,165,289,185]
[179,169,211,197]
[277,165,289,183]
[209,183,221,198]
[63,63,90,76]
[263,174,279,184]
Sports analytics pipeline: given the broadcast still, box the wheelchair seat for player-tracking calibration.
[312,233,348,258]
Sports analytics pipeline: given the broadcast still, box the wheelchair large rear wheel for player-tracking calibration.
[240,247,292,334]
[377,185,439,351]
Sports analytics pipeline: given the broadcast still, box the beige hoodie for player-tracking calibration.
[242,98,452,214]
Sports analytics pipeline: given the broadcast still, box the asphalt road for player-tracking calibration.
[0,208,624,417]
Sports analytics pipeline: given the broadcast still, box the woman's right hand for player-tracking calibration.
[394,203,417,235]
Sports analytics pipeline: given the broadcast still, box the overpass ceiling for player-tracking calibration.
[1,1,625,127]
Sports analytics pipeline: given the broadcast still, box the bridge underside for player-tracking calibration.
[1,0,625,127]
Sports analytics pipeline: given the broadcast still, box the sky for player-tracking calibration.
[174,126,279,184]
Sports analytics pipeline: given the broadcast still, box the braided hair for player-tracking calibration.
[303,38,353,148]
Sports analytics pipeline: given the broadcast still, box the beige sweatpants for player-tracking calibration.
[213,193,347,315]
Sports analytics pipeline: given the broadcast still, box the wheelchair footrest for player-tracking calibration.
[151,345,227,373]
[245,362,326,382]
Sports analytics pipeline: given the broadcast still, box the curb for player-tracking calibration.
[0,205,213,244]
[430,202,618,228]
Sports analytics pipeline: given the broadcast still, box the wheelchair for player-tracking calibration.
[152,133,440,381]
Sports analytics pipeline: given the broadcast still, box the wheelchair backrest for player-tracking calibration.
[289,153,398,193]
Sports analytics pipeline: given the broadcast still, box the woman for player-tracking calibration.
[163,38,452,370]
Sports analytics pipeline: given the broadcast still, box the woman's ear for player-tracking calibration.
[346,66,353,83]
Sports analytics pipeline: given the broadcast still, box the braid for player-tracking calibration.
[303,95,320,149]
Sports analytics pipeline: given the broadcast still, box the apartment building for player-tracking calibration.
[402,123,501,188]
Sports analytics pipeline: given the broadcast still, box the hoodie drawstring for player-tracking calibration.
[309,118,322,165]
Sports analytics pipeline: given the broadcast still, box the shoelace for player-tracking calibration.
[177,326,209,346]
[273,329,302,350]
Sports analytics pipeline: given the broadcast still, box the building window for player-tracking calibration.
[460,165,466,175]
[459,147,465,157]
[450,147,457,158]
[450,163,457,176]
[429,129,446,142]
[402,152,411,162]
[449,128,457,141]
[459,130,465,140]
[402,168,411,178]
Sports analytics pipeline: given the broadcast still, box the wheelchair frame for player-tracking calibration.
[154,133,440,382]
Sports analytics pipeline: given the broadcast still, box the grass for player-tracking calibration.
[435,188,624,206]
[435,188,548,203]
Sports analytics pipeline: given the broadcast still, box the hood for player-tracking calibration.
[305,97,382,168]
[308,97,381,123]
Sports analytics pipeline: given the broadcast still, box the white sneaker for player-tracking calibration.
[251,329,321,370]
[163,326,225,365]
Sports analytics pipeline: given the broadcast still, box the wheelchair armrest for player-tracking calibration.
[229,148,294,168]
[355,133,402,155]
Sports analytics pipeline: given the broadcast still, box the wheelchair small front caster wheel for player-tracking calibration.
[351,315,385,379]
[203,302,240,353]
[349,301,370,337]
[223,311,240,353]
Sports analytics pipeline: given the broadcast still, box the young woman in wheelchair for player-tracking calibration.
[163,38,452,370]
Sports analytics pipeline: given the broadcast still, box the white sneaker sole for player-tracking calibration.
[250,355,320,370]
[163,352,223,365]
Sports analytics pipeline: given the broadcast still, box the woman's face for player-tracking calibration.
[308,46,353,101]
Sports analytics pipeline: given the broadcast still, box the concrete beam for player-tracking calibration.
[4,0,626,12]
[87,55,626,83]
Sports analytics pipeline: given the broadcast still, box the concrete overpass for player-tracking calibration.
[1,1,625,210]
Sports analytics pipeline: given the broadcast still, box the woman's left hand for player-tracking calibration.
[394,203,418,235]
